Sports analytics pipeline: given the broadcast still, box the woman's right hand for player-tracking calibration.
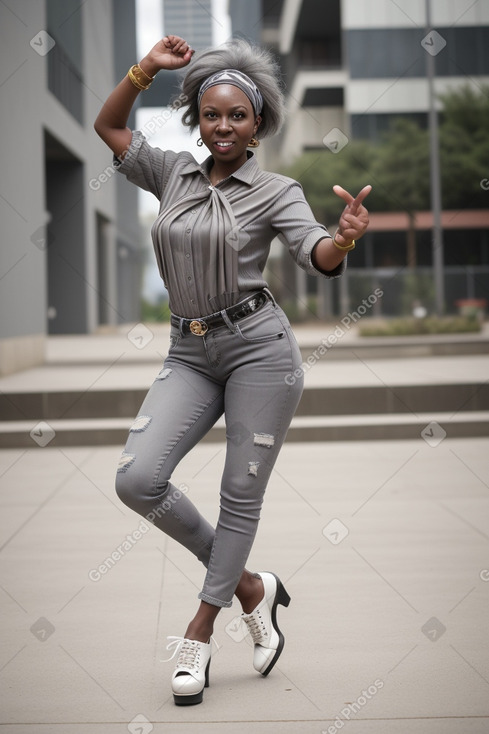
[140,36,194,76]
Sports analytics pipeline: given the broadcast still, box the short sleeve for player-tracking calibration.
[113,130,178,200]
[271,181,346,278]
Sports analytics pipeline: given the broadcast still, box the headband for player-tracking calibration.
[197,69,264,116]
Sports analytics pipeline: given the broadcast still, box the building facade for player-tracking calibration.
[228,0,489,317]
[0,0,142,375]
[163,0,213,51]
[141,0,216,108]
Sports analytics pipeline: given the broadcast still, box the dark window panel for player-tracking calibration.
[348,27,489,79]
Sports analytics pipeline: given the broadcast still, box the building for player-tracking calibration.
[229,0,489,317]
[163,0,213,51]
[141,0,216,108]
[0,0,142,375]
[261,0,489,160]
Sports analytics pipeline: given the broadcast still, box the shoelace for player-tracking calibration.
[176,639,201,671]
[242,610,267,644]
[161,635,217,665]
[161,636,192,664]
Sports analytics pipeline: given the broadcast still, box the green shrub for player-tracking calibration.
[281,296,318,322]
[359,316,481,336]
[140,299,171,322]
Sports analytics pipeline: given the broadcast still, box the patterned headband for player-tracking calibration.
[197,69,264,116]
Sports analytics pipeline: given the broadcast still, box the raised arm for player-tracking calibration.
[94,35,194,159]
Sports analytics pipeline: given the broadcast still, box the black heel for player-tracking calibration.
[259,573,291,677]
[276,579,291,608]
[204,658,210,688]
[241,572,292,677]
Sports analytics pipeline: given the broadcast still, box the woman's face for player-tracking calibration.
[199,84,261,172]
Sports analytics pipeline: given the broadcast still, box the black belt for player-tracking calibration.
[171,291,270,336]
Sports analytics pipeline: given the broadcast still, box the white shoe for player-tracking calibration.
[170,637,211,705]
[241,572,291,676]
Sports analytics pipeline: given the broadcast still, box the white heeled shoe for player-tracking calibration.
[241,571,291,676]
[168,637,211,705]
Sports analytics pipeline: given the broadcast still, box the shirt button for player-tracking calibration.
[186,229,191,234]
[185,253,190,259]
[191,299,195,304]
[187,276,192,281]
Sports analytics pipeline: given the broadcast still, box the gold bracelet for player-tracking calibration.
[332,233,356,252]
[127,64,154,91]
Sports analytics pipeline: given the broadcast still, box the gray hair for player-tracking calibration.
[179,38,285,139]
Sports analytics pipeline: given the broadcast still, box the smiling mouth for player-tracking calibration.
[214,141,234,148]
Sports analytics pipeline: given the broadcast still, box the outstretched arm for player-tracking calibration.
[94,35,194,158]
[311,184,372,272]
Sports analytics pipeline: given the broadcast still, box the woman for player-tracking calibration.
[94,34,370,706]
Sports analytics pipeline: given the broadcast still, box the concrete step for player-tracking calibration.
[1,381,488,422]
[1,411,488,448]
[42,325,489,365]
[298,336,489,360]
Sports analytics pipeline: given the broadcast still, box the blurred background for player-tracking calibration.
[1,0,488,376]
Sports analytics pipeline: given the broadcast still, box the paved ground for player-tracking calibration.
[1,436,488,733]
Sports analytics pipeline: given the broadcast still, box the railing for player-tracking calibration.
[345,266,489,317]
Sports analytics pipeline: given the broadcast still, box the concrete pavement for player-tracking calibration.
[1,437,489,732]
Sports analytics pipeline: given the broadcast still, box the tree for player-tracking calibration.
[438,83,489,210]
[368,118,430,267]
[282,140,376,230]
[282,84,489,264]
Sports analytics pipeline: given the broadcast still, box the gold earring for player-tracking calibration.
[248,137,260,148]
[197,138,204,147]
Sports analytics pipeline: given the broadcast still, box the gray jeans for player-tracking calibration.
[115,294,304,607]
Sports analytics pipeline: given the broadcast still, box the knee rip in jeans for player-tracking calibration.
[248,461,260,477]
[253,432,275,448]
[117,452,135,473]
[130,415,152,433]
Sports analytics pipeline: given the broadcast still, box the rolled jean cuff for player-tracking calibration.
[198,591,233,608]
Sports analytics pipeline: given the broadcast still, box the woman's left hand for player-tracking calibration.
[333,184,372,246]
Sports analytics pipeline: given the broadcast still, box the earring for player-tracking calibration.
[248,137,260,148]
[197,138,204,147]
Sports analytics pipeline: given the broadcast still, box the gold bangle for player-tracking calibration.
[332,234,356,252]
[127,64,154,90]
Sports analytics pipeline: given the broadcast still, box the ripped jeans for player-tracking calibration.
[115,295,304,608]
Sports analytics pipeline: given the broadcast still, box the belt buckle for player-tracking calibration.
[189,319,208,336]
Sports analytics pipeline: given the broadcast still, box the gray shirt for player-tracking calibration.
[115,130,345,318]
